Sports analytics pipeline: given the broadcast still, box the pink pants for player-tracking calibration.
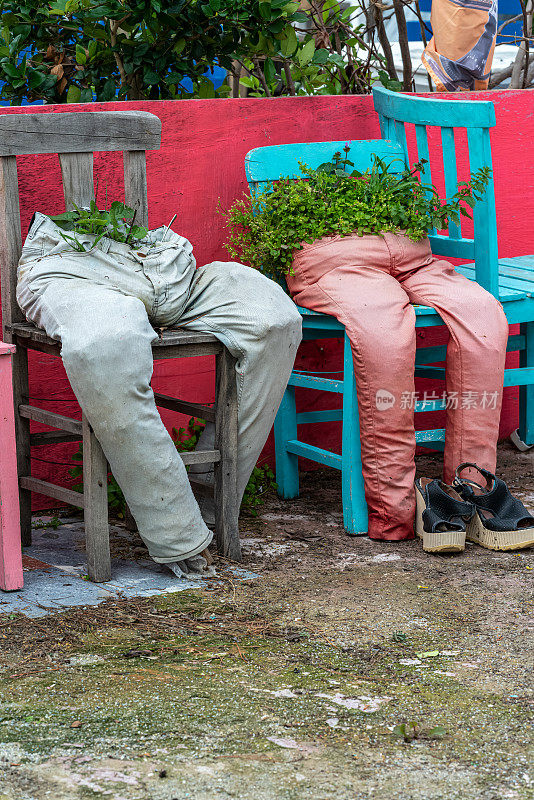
[286,233,509,541]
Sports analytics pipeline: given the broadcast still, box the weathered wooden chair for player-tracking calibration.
[0,110,240,583]
[245,88,534,534]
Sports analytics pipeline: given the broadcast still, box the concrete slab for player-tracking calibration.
[0,517,255,617]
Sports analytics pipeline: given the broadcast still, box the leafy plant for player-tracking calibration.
[393,721,446,742]
[49,200,149,252]
[241,463,277,517]
[221,145,491,280]
[172,417,277,515]
[171,417,206,454]
[34,515,61,529]
[234,0,402,98]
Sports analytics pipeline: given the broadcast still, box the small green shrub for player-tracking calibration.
[221,146,491,280]
[241,464,277,517]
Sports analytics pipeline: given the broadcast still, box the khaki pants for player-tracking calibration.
[17,213,302,562]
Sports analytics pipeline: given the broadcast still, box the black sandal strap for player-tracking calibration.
[454,462,494,490]
[454,464,534,531]
[421,480,473,533]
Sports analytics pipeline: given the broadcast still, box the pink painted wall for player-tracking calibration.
[0,90,531,507]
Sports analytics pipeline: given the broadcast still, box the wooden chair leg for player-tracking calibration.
[12,346,32,546]
[214,347,240,562]
[274,386,300,499]
[519,321,534,446]
[0,344,23,591]
[82,415,111,582]
[341,333,368,535]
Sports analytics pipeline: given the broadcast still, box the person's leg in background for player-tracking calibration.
[286,235,419,542]
[399,245,509,484]
[177,261,302,506]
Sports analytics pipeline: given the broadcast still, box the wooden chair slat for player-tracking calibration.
[0,156,24,340]
[394,120,409,162]
[59,152,95,210]
[245,139,405,185]
[124,150,149,226]
[414,124,436,235]
[373,85,496,128]
[467,126,499,296]
[0,110,161,156]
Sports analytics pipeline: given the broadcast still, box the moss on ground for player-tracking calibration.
[0,588,532,799]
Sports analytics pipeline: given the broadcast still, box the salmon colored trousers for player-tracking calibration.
[286,233,509,542]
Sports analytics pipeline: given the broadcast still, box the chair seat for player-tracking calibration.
[9,322,220,351]
[298,255,534,329]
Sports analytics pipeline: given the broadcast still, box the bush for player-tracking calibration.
[0,0,304,103]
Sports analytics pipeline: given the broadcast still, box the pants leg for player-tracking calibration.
[400,256,509,483]
[18,278,212,563]
[287,238,418,541]
[177,262,302,501]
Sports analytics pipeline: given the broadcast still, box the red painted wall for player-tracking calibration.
[1,90,530,507]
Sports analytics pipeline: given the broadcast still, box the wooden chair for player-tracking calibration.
[245,88,534,534]
[0,110,240,583]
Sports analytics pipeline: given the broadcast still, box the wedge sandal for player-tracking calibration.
[453,463,534,551]
[414,478,474,553]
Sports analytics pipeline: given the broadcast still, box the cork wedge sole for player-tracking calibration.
[415,484,466,553]
[466,514,534,551]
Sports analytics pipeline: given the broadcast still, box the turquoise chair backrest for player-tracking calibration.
[245,139,407,191]
[372,85,499,296]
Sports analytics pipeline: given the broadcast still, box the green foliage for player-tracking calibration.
[171,417,206,454]
[237,1,393,98]
[393,721,446,742]
[241,463,277,517]
[33,515,61,529]
[49,201,149,252]
[221,146,491,280]
[0,0,305,104]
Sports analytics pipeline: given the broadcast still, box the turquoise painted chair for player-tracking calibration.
[245,86,534,534]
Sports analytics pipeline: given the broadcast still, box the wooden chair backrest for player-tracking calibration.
[0,110,161,342]
[373,85,498,296]
[245,138,406,191]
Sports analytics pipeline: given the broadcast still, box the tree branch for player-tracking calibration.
[373,2,399,80]
[393,0,412,90]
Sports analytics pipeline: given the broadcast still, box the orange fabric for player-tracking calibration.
[422,0,497,91]
[287,233,509,541]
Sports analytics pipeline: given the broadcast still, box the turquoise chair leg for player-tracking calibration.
[274,386,300,498]
[519,321,534,446]
[341,334,368,535]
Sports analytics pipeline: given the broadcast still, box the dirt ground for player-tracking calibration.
[0,442,533,800]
